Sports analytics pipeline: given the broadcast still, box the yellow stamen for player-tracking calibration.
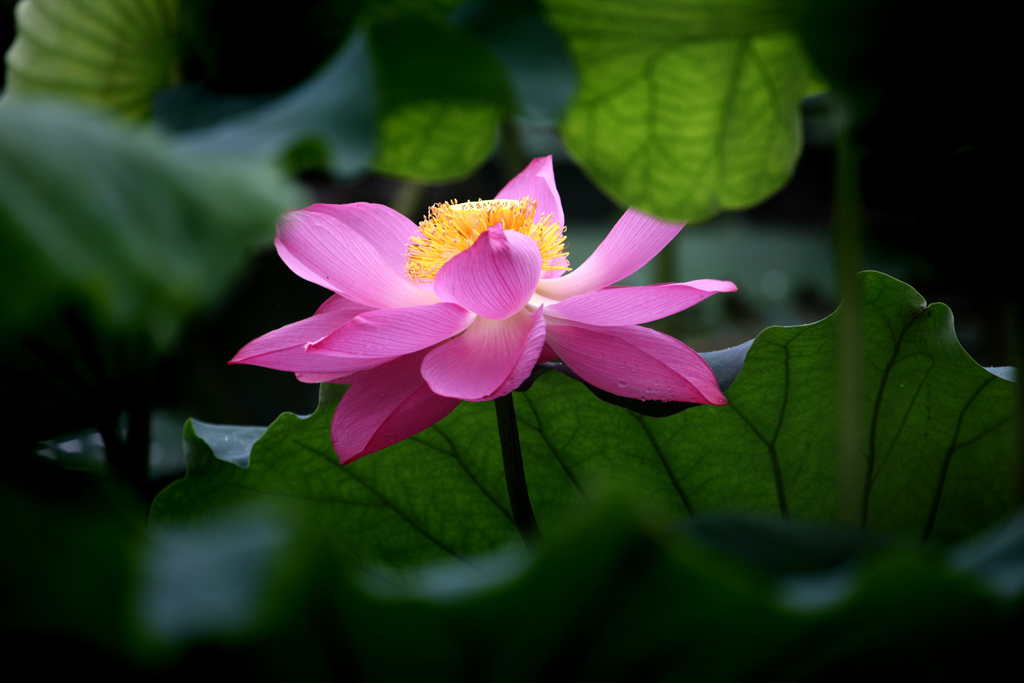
[405,197,570,283]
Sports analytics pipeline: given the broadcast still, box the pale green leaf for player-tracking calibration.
[3,0,179,119]
[369,16,509,182]
[546,0,812,221]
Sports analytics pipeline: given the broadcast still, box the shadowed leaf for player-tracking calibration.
[154,273,1014,566]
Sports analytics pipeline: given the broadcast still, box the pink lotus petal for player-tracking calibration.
[295,370,365,384]
[545,280,737,326]
[234,157,736,467]
[305,202,417,277]
[229,295,385,375]
[332,350,460,464]
[308,302,475,358]
[434,228,541,320]
[313,293,366,317]
[494,155,564,228]
[477,307,548,401]
[535,208,685,300]
[422,308,546,401]
[276,209,436,309]
[538,343,558,364]
[296,351,399,384]
[545,319,726,405]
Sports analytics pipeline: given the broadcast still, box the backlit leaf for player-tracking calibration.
[369,16,510,182]
[3,0,179,119]
[545,0,814,221]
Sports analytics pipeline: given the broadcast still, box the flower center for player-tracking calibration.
[405,197,570,283]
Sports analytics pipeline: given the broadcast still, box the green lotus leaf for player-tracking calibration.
[545,0,814,222]
[3,0,180,119]
[153,272,1015,568]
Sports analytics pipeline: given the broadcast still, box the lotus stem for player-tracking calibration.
[494,393,540,545]
[833,103,867,528]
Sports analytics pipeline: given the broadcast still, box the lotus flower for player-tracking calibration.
[232,157,736,463]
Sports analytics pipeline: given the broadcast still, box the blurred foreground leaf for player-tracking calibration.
[2,0,180,119]
[154,272,1015,568]
[167,30,377,179]
[11,478,1024,677]
[0,460,149,664]
[0,102,304,348]
[0,102,305,443]
[545,0,815,222]
[4,0,820,209]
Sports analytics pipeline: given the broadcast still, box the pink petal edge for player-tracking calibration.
[494,155,564,228]
[229,295,379,374]
[545,319,727,405]
[422,308,546,401]
[332,350,460,463]
[308,302,475,358]
[535,208,685,300]
[276,209,436,309]
[477,306,548,401]
[545,280,737,326]
[304,202,419,277]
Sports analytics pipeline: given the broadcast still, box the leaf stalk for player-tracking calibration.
[494,393,540,545]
